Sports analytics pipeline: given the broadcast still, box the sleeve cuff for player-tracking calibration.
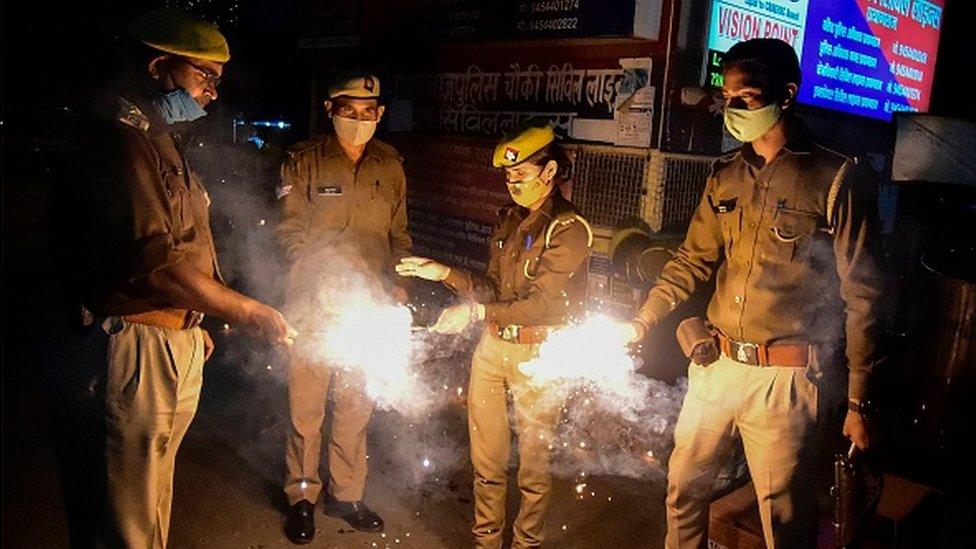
[636,294,671,327]
[443,268,473,295]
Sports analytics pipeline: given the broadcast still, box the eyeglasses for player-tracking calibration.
[180,58,222,88]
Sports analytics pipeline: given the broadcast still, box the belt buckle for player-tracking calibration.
[736,341,758,364]
[500,324,521,343]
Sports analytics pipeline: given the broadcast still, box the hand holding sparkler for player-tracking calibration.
[615,319,650,344]
[245,301,298,346]
[843,405,871,451]
[395,257,451,281]
[430,302,484,334]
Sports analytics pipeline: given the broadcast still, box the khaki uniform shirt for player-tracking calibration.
[446,193,592,327]
[276,134,412,271]
[69,97,220,316]
[637,123,884,399]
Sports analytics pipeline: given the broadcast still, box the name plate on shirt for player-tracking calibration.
[316,185,343,196]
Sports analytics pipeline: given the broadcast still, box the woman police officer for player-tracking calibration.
[396,122,592,548]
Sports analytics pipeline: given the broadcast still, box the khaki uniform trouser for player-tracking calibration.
[284,353,374,505]
[468,329,559,549]
[102,318,205,549]
[665,354,821,549]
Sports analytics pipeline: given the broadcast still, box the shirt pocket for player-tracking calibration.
[716,208,741,258]
[365,179,397,225]
[310,183,348,223]
[162,168,189,231]
[770,207,822,261]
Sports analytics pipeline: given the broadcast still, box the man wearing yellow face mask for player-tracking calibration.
[276,72,412,543]
[619,39,885,548]
[397,122,593,548]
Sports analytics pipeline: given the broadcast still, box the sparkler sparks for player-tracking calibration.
[312,299,421,411]
[514,314,687,478]
[519,314,642,406]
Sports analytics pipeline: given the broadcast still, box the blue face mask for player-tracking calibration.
[151,87,207,125]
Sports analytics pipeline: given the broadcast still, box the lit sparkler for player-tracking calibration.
[519,314,640,403]
[515,314,686,478]
[312,300,420,411]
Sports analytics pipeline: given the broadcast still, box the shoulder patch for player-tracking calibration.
[116,97,149,131]
[825,159,854,231]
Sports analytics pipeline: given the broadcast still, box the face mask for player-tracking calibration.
[723,102,782,142]
[332,115,377,146]
[151,87,207,125]
[507,173,553,208]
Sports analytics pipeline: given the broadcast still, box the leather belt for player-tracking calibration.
[122,308,204,331]
[488,322,553,345]
[717,333,809,367]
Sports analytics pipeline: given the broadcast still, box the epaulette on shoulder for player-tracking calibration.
[498,204,518,218]
[810,141,854,164]
[715,149,740,166]
[370,139,404,162]
[545,210,593,249]
[718,149,740,162]
[706,150,740,178]
[285,140,319,159]
[116,97,150,131]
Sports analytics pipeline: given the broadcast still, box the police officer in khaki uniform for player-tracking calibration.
[619,39,884,548]
[59,8,295,548]
[277,73,412,543]
[397,122,593,549]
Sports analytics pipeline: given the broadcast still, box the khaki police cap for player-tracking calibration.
[328,73,381,99]
[128,7,230,63]
[492,123,556,168]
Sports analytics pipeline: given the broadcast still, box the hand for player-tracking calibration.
[392,285,410,305]
[245,301,298,346]
[396,257,450,281]
[201,328,215,362]
[617,320,647,344]
[431,303,474,334]
[843,410,870,451]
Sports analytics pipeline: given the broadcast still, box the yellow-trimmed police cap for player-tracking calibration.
[492,123,556,168]
[128,7,230,63]
[328,72,381,99]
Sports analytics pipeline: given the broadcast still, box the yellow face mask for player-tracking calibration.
[507,174,553,208]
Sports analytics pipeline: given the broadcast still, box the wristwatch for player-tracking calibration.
[848,399,868,414]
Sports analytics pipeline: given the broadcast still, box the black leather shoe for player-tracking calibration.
[284,500,315,544]
[323,496,384,533]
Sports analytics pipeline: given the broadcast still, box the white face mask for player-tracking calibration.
[332,115,377,146]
